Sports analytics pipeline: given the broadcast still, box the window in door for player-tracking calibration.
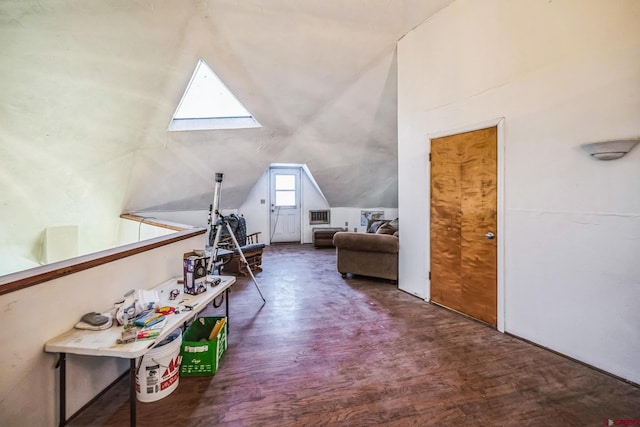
[274,174,296,206]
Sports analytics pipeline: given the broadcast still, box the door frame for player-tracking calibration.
[426,117,505,332]
[268,166,302,243]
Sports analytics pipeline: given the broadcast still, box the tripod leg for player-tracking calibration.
[224,222,266,303]
[206,224,224,275]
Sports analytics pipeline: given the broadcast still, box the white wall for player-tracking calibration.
[398,0,640,383]
[0,217,124,277]
[146,168,400,244]
[300,170,331,243]
[233,167,399,243]
[330,207,399,233]
[239,169,272,242]
[237,166,333,244]
[0,217,181,278]
[116,217,178,245]
[0,217,178,278]
[143,167,328,244]
[0,230,205,427]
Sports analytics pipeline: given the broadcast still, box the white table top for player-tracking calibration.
[44,275,235,359]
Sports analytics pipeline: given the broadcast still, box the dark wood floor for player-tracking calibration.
[71,243,640,426]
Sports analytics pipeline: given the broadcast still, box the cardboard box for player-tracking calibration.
[183,251,208,295]
[180,316,227,377]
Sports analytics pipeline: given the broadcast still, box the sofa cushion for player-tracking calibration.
[376,223,395,235]
[333,232,399,254]
[367,220,387,233]
[375,218,398,235]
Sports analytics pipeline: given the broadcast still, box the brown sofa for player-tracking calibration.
[332,218,399,284]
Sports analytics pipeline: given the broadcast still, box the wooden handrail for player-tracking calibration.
[119,214,192,231]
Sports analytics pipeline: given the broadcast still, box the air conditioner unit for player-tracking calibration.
[309,210,330,225]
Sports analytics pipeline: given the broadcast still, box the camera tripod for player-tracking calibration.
[205,173,266,303]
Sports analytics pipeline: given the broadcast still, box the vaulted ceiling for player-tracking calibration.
[1,0,454,219]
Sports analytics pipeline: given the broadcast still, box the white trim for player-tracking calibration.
[168,116,261,131]
[167,59,261,131]
[423,141,432,302]
[496,119,505,333]
[268,166,303,244]
[426,117,505,332]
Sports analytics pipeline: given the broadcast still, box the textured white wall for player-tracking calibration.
[0,1,441,272]
[1,0,454,277]
[398,0,640,383]
[239,169,271,242]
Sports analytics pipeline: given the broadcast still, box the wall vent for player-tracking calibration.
[309,210,330,225]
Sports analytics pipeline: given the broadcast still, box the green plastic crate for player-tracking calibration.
[180,316,227,377]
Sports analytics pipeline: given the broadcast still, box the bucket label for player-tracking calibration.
[160,354,181,391]
[161,371,179,390]
[162,355,181,379]
[145,364,160,394]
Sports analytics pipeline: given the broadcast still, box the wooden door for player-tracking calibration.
[430,127,497,326]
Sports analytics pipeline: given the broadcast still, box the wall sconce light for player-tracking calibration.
[581,139,639,161]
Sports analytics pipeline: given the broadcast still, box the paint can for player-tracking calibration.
[136,328,182,402]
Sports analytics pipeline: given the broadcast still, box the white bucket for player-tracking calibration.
[136,329,182,402]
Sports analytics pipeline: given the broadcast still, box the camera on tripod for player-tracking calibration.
[206,173,230,274]
[205,173,266,302]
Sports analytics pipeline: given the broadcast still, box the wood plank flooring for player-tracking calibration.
[71,243,640,426]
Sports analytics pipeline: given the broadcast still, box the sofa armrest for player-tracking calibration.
[333,232,398,254]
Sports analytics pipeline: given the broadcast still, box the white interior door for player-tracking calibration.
[270,168,301,243]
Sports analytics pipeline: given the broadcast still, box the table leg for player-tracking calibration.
[58,352,66,427]
[225,288,229,330]
[130,358,137,427]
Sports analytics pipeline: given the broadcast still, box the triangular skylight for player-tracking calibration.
[168,59,261,131]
